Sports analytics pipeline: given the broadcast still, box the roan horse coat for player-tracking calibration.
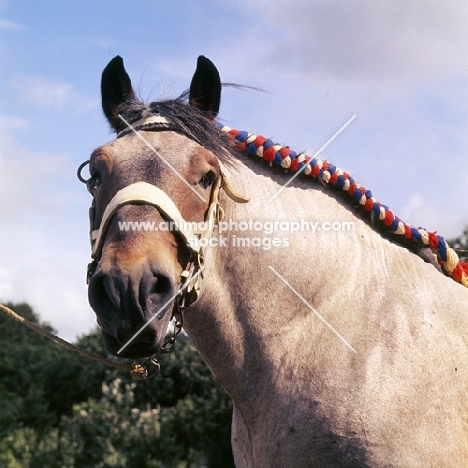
[85,55,468,467]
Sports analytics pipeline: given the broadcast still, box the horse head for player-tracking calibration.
[86,56,224,359]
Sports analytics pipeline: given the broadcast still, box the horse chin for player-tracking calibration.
[101,330,163,359]
[89,268,178,359]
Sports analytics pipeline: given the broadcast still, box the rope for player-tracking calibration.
[217,122,468,288]
[0,303,149,380]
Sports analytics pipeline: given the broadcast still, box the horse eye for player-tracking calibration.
[199,171,216,189]
[87,171,102,193]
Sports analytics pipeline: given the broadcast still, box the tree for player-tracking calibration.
[0,303,102,433]
[0,302,234,467]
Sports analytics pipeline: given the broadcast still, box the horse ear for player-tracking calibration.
[101,56,136,132]
[189,56,221,119]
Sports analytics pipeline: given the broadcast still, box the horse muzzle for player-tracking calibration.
[88,263,177,359]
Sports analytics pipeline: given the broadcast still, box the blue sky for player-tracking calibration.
[1,0,467,340]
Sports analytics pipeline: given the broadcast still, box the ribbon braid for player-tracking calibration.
[217,122,468,288]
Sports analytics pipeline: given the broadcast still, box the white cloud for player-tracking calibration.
[237,0,468,86]
[0,122,72,218]
[0,126,94,340]
[8,74,98,115]
[0,221,95,341]
[0,18,26,30]
[10,75,73,110]
[0,115,28,130]
[2,253,95,341]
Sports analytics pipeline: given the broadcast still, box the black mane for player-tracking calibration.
[117,92,239,167]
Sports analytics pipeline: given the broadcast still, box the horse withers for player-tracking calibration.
[84,55,468,467]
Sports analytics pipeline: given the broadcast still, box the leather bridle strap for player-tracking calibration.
[90,181,201,260]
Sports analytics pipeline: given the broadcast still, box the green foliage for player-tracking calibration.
[0,303,102,435]
[0,302,234,467]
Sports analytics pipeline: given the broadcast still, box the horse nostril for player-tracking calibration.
[88,272,121,315]
[140,272,177,322]
[153,274,172,295]
[89,269,175,317]
[138,273,172,304]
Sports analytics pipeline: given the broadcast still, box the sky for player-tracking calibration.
[0,0,467,341]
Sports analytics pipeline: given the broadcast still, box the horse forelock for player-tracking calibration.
[116,92,240,168]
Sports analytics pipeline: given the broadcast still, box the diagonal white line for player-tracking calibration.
[268,265,357,353]
[268,115,356,202]
[117,266,206,355]
[118,114,207,203]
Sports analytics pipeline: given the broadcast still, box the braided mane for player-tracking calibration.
[217,122,468,288]
[116,94,468,288]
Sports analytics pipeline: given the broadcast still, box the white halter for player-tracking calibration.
[90,181,202,259]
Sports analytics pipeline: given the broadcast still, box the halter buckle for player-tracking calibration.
[176,259,203,311]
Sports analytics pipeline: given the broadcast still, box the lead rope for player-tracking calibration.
[0,303,150,380]
[217,122,468,288]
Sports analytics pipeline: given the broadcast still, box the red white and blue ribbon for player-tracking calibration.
[217,122,468,288]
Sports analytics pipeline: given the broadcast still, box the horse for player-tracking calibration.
[82,55,468,467]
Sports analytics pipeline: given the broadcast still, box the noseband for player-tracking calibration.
[78,115,249,320]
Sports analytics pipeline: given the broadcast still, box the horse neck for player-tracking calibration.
[183,163,340,395]
[181,158,440,415]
